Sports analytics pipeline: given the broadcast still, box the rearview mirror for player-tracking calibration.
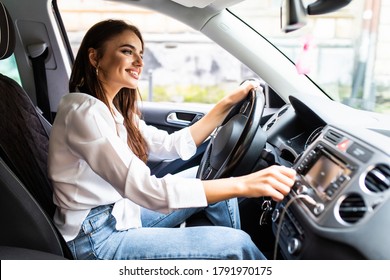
[307,0,353,15]
[283,0,353,32]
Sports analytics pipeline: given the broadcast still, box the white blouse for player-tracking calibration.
[48,93,207,241]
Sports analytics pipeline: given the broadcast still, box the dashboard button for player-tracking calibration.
[337,175,347,184]
[326,188,335,197]
[346,143,373,162]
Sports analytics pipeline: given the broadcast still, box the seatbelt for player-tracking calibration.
[28,43,52,123]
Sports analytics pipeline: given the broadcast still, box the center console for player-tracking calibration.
[293,143,356,215]
[271,126,375,259]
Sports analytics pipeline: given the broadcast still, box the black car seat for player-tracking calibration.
[0,1,72,259]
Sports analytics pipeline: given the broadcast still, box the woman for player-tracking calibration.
[48,19,296,260]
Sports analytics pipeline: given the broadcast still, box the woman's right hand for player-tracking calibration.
[202,165,296,204]
[237,165,296,202]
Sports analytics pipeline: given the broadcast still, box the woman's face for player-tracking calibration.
[92,30,144,97]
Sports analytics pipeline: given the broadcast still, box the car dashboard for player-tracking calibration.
[261,94,390,260]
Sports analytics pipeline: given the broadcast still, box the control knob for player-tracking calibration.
[287,237,302,255]
[296,183,309,195]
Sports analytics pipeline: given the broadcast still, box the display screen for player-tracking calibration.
[304,154,346,193]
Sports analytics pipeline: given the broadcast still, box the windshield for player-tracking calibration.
[230,0,389,115]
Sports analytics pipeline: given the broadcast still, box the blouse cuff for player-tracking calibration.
[176,127,197,160]
[164,174,207,210]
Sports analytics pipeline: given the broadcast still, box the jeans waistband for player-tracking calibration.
[87,204,114,218]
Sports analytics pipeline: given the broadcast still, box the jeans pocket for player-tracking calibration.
[69,205,116,260]
[84,206,116,254]
[88,209,113,232]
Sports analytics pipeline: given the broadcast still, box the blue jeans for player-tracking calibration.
[141,198,241,229]
[67,202,265,260]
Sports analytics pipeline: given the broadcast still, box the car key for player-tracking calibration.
[259,199,273,226]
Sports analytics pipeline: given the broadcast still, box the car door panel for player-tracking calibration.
[140,101,209,133]
[141,101,209,176]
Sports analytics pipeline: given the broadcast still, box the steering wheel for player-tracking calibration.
[196,84,267,180]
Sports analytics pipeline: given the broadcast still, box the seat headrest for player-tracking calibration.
[0,1,16,60]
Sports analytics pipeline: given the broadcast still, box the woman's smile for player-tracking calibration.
[126,68,140,80]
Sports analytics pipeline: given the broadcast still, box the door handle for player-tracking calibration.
[167,112,191,126]
[166,112,203,126]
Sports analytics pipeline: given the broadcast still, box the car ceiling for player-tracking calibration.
[170,0,245,9]
[120,0,244,31]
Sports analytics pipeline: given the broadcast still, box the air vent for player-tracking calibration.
[338,193,366,224]
[324,130,343,145]
[364,164,390,193]
[265,106,288,131]
[265,119,276,131]
[277,106,288,117]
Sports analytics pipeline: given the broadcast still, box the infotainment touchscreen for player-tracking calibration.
[304,154,349,193]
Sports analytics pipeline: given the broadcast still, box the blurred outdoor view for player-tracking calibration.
[1,0,388,114]
[232,0,390,114]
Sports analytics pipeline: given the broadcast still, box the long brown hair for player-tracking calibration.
[69,19,148,162]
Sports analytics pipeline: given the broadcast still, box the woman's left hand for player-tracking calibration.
[189,79,260,146]
[221,79,261,108]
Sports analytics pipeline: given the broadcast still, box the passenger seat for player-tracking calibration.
[0,1,71,259]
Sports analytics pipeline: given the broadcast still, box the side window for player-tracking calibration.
[0,54,22,85]
[56,0,259,105]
